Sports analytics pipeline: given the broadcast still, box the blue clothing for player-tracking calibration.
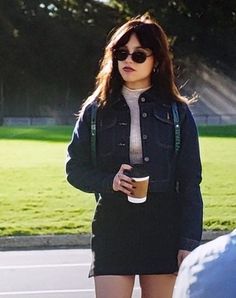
[66,87,203,251]
[173,229,236,298]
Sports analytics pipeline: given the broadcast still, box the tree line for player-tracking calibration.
[0,0,235,122]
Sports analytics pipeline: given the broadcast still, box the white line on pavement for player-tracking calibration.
[0,263,90,270]
[0,288,141,296]
[0,289,94,296]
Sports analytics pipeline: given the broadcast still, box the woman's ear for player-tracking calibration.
[153,61,159,73]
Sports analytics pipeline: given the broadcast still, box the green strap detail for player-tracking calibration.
[171,102,181,153]
[91,103,100,202]
[91,103,98,167]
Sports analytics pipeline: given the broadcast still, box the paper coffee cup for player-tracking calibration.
[128,176,149,204]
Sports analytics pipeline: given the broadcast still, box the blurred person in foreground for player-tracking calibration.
[66,13,203,298]
[173,229,236,298]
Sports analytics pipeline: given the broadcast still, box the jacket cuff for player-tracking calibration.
[179,237,200,251]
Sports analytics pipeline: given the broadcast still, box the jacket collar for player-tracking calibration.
[107,85,172,109]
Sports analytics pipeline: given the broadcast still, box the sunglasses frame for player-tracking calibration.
[114,48,153,64]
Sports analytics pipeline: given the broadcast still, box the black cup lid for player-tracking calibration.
[124,164,148,178]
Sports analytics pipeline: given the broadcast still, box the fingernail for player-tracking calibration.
[132,179,135,182]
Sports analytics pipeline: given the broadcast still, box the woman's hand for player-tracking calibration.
[113,164,133,195]
[177,250,191,268]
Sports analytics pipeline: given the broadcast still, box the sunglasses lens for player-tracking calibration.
[114,49,149,63]
[132,52,147,63]
[115,50,128,61]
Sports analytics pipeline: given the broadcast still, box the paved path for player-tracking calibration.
[0,232,228,297]
[0,249,141,298]
[0,231,227,251]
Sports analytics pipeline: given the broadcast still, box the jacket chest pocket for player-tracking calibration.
[153,108,174,149]
[97,115,117,157]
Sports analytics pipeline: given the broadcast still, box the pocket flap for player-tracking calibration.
[153,107,173,125]
[99,114,117,130]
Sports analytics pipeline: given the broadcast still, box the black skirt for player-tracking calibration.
[89,191,181,277]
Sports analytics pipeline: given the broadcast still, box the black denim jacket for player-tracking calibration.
[66,87,203,251]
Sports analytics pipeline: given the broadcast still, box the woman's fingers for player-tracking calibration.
[118,184,133,195]
[177,250,191,267]
[113,164,133,193]
[118,173,133,184]
[120,164,132,172]
[119,178,134,192]
[113,174,133,193]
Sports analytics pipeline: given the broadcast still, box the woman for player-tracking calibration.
[66,13,203,298]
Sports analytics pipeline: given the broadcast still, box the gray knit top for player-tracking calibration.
[122,85,151,164]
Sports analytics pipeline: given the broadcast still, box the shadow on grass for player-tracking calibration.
[0,126,74,142]
[0,125,235,142]
[198,125,236,138]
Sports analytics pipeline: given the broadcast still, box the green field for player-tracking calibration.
[0,125,235,236]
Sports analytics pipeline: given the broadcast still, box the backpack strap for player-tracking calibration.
[171,102,181,154]
[91,103,98,167]
[90,102,100,202]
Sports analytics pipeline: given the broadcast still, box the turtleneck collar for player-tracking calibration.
[122,85,152,99]
[107,84,170,108]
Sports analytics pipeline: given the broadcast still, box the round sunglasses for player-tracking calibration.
[114,48,153,64]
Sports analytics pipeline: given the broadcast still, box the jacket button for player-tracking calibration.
[142,112,148,118]
[140,97,146,102]
[144,156,150,162]
[143,134,148,140]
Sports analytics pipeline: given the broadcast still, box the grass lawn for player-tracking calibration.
[0,125,235,236]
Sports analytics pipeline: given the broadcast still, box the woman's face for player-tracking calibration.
[117,33,155,89]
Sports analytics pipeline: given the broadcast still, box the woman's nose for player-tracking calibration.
[125,53,133,62]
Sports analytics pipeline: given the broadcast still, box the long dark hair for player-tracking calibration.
[82,13,187,112]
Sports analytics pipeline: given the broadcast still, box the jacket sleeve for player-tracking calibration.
[176,104,203,251]
[65,105,115,193]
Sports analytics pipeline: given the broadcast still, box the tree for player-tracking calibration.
[0,0,121,118]
[107,0,236,68]
[0,0,235,120]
